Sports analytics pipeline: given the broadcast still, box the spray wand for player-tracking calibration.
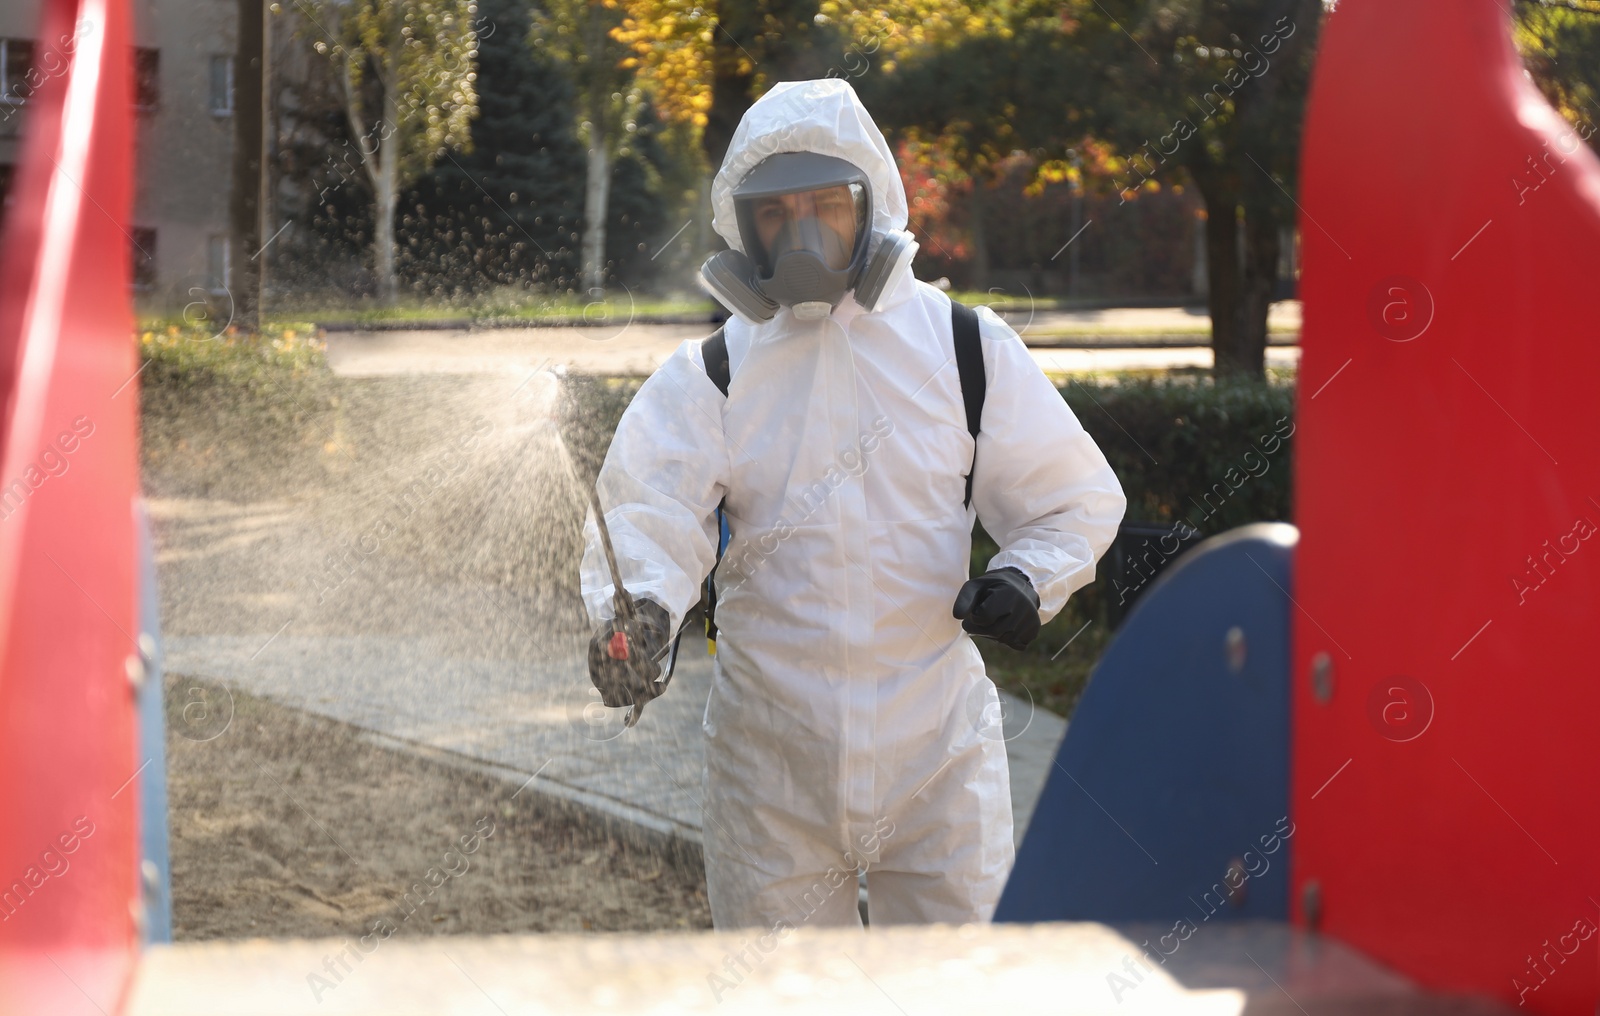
[589,484,673,727]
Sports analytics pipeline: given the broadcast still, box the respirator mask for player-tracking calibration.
[701,152,918,323]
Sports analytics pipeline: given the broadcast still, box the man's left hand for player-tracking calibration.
[953,567,1041,651]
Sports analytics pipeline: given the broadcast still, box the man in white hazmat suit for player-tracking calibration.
[580,78,1125,930]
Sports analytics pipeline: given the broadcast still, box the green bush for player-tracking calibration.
[972,376,1294,568]
[556,374,645,488]
[139,321,336,497]
[138,320,327,383]
[1061,376,1295,532]
[974,376,1295,716]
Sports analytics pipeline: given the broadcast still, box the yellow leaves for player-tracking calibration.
[1034,158,1075,185]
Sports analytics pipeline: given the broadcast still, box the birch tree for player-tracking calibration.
[305,0,478,303]
[531,0,643,295]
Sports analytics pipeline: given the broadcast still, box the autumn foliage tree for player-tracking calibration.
[1516,0,1600,136]
[873,0,1322,378]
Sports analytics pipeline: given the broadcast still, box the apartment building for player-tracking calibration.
[0,0,237,311]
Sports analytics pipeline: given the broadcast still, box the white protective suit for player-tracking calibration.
[581,79,1126,930]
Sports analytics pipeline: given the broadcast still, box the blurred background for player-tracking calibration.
[4,0,1597,949]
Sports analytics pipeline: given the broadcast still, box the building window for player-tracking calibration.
[133,48,159,112]
[1,39,34,105]
[0,164,13,232]
[131,227,157,289]
[206,235,230,294]
[208,55,233,116]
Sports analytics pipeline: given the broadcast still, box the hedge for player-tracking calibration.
[561,374,1296,535]
[1060,376,1295,533]
[972,377,1295,716]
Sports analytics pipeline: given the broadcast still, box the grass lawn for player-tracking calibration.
[976,596,1113,722]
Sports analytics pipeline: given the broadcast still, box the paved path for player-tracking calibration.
[152,482,1066,860]
[1009,300,1300,337]
[323,302,1302,378]
[163,632,1064,854]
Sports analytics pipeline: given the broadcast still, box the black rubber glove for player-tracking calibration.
[953,567,1041,651]
[587,598,671,708]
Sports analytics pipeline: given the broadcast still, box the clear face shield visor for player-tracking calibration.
[702,151,917,323]
[742,182,869,275]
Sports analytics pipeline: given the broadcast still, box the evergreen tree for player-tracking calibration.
[398,0,588,298]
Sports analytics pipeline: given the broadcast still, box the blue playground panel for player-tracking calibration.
[137,503,173,943]
[996,523,1296,923]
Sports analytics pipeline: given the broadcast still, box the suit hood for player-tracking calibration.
[711,79,909,256]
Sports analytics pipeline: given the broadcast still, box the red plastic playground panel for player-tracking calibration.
[1293,1,1599,1013]
[0,0,142,1011]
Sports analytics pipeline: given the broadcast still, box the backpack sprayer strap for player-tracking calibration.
[703,328,731,653]
[950,300,985,509]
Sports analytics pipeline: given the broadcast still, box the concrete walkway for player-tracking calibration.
[164,631,1066,858]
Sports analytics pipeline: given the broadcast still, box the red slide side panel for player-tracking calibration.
[1294,1,1600,1013]
[0,0,141,1012]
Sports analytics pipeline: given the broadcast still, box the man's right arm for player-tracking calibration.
[579,340,731,636]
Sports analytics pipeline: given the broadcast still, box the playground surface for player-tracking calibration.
[162,679,713,940]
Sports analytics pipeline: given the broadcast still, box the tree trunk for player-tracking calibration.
[374,172,397,305]
[582,123,610,295]
[373,94,399,305]
[1230,207,1280,380]
[229,0,264,330]
[335,43,399,306]
[1189,161,1242,377]
[702,29,753,174]
[969,183,989,292]
[1216,0,1319,378]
